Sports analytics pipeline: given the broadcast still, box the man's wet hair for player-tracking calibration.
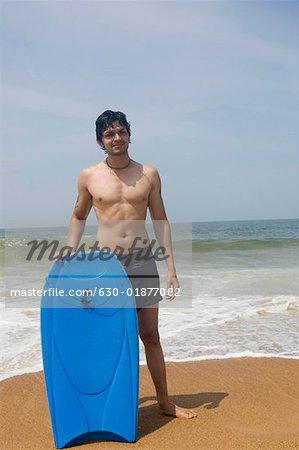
[95,110,131,146]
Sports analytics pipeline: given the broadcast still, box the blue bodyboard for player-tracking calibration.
[40,253,139,448]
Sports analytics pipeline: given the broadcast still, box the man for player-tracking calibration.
[64,110,196,419]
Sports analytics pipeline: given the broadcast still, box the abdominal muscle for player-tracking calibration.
[94,205,151,254]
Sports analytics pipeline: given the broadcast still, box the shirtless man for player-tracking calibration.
[65,110,196,419]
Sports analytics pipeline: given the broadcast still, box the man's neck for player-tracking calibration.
[106,154,131,169]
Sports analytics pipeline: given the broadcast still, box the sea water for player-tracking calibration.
[156,219,298,364]
[1,219,298,381]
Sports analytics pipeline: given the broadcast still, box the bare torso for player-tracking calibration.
[76,160,163,252]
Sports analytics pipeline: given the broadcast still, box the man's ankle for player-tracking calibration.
[158,400,172,408]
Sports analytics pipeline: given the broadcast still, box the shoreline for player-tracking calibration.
[1,356,298,449]
[2,353,299,383]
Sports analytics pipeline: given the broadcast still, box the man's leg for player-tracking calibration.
[137,305,197,419]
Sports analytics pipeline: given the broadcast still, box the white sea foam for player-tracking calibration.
[0,307,42,381]
[1,293,298,380]
[1,219,298,380]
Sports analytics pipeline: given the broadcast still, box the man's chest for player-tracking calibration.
[88,173,151,206]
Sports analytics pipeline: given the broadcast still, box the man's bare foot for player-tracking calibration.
[158,402,197,418]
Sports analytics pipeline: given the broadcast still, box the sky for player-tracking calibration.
[1,0,298,227]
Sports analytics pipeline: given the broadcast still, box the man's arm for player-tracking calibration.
[147,167,179,299]
[67,168,93,251]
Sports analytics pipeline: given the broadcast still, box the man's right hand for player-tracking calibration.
[52,249,72,263]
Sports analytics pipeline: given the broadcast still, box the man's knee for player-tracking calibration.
[139,328,160,346]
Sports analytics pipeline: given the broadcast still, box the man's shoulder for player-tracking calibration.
[141,164,159,177]
[77,163,105,187]
[136,163,160,188]
[79,162,105,178]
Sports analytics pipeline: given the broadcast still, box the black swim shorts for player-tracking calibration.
[117,247,163,310]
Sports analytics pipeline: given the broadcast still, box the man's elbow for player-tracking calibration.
[150,211,169,222]
[71,212,87,222]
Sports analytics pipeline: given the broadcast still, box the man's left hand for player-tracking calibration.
[166,273,180,301]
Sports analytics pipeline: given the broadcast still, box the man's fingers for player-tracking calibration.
[52,252,66,263]
[166,283,176,301]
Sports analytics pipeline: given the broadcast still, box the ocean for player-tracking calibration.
[1,218,298,381]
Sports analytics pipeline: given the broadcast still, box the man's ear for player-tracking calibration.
[96,139,104,149]
[97,139,108,154]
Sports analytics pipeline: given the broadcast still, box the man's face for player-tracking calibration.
[100,121,130,155]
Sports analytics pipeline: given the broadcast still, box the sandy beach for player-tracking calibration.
[1,357,298,449]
